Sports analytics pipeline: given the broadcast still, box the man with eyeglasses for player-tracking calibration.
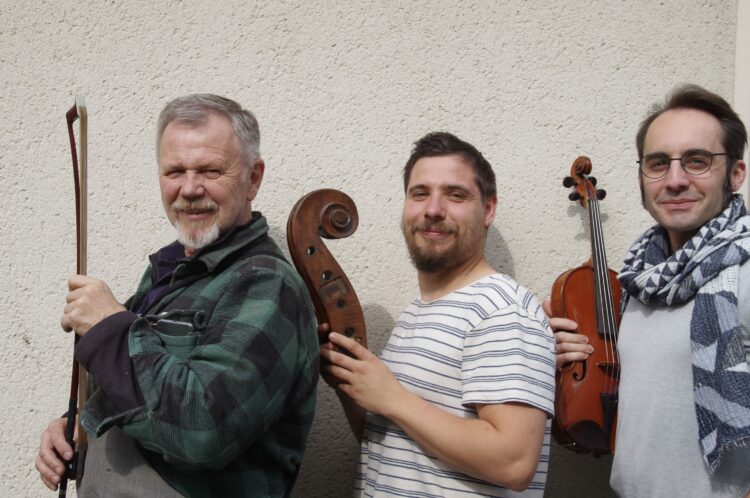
[551,85,750,497]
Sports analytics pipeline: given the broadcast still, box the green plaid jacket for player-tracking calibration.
[80,214,319,497]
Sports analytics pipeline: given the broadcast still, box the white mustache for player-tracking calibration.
[172,199,218,214]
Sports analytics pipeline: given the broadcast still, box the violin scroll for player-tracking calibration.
[286,189,367,349]
[565,156,609,208]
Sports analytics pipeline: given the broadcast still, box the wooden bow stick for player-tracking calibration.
[59,95,88,497]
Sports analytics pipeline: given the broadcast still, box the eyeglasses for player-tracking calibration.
[637,150,729,179]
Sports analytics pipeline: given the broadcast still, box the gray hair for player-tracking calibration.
[157,94,261,166]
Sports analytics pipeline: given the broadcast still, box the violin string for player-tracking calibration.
[589,188,618,395]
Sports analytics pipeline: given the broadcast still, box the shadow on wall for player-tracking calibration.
[293,303,396,498]
[486,225,515,277]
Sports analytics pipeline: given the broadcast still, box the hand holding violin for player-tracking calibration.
[542,300,593,368]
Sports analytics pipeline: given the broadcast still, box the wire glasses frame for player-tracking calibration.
[637,150,730,179]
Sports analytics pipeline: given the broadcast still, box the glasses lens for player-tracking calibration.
[681,151,712,175]
[641,154,669,178]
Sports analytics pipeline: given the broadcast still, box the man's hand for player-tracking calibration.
[35,418,73,491]
[318,323,340,389]
[542,299,592,368]
[60,275,126,336]
[320,331,405,417]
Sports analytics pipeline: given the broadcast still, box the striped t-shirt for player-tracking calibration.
[355,274,556,497]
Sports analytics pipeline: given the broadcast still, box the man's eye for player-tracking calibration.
[164,169,183,178]
[684,155,710,167]
[203,169,221,179]
[647,158,668,170]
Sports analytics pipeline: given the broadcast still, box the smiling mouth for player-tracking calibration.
[181,209,215,215]
[172,200,218,218]
[416,227,455,241]
[660,198,698,209]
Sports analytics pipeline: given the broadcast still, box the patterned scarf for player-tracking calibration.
[619,194,750,474]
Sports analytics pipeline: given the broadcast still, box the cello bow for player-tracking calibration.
[59,95,88,496]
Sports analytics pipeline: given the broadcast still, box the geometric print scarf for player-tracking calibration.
[618,194,750,474]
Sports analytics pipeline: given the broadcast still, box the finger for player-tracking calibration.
[35,454,60,490]
[557,351,591,368]
[38,433,70,487]
[549,317,578,333]
[322,361,353,384]
[317,322,331,334]
[67,274,92,291]
[65,286,86,303]
[320,346,355,370]
[554,331,590,345]
[60,315,73,333]
[46,419,74,460]
[328,332,368,359]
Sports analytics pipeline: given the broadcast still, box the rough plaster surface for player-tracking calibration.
[0,1,739,496]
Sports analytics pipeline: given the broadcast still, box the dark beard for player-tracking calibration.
[406,238,460,273]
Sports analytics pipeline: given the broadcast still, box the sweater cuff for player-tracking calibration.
[75,310,146,411]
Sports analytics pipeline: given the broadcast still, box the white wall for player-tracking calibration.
[738,0,750,199]
[0,1,740,496]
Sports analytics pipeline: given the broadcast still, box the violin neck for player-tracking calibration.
[587,198,618,336]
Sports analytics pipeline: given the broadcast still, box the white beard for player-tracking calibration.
[175,220,220,252]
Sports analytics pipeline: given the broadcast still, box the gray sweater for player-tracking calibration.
[611,261,750,497]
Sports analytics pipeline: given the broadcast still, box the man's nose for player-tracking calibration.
[424,194,446,218]
[663,158,690,190]
[181,172,205,198]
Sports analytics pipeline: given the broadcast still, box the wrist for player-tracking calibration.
[380,383,413,421]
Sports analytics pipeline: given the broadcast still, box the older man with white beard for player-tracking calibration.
[35,94,319,498]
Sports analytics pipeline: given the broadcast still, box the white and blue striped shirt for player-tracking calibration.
[355,274,555,497]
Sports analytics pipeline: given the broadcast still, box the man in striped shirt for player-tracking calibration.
[321,132,556,497]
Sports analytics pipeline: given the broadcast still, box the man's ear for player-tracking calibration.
[247,159,265,201]
[484,194,497,228]
[730,160,747,192]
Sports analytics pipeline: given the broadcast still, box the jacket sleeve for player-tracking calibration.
[80,263,318,471]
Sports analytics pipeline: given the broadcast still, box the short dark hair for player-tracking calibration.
[636,84,747,163]
[402,132,497,201]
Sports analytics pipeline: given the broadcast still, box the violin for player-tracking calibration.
[286,189,367,348]
[550,156,621,456]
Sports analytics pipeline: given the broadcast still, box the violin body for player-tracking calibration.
[551,156,621,456]
[551,263,620,455]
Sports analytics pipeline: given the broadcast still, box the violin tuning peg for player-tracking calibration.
[569,192,582,202]
[596,189,607,200]
[589,176,597,186]
[562,176,575,188]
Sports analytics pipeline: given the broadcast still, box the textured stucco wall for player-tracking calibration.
[0,1,740,496]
